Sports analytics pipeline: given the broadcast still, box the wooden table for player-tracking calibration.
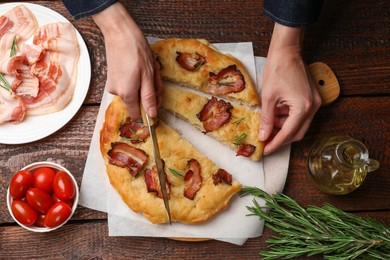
[1,1,389,259]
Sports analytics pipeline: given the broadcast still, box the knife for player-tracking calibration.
[141,106,172,225]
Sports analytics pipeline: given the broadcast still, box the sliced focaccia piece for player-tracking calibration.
[100,96,242,224]
[161,84,264,161]
[150,38,259,106]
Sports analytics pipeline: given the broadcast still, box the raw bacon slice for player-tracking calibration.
[3,74,21,91]
[144,162,171,199]
[20,44,45,65]
[212,169,232,186]
[14,64,40,98]
[0,5,38,40]
[15,78,39,98]
[184,159,202,200]
[3,54,25,76]
[0,34,41,99]
[0,86,26,124]
[207,65,245,95]
[25,22,80,115]
[0,33,23,75]
[196,96,233,132]
[107,142,149,177]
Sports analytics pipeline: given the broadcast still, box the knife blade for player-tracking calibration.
[141,107,172,224]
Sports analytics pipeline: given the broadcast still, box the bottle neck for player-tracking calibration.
[335,140,369,169]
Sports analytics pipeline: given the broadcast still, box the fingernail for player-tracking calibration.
[259,129,266,141]
[148,107,157,118]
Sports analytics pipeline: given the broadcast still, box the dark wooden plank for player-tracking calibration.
[1,210,389,260]
[304,1,390,96]
[0,222,267,259]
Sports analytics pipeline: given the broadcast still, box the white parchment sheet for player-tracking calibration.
[79,41,290,245]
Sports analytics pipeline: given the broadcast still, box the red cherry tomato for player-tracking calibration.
[53,171,75,201]
[52,193,74,208]
[9,170,34,199]
[11,200,38,226]
[33,167,56,193]
[44,202,72,228]
[35,214,46,227]
[26,188,54,214]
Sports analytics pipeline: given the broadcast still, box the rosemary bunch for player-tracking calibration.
[240,187,390,260]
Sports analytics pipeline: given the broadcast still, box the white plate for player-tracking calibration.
[0,3,91,144]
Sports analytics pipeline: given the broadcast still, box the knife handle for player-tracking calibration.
[308,62,340,106]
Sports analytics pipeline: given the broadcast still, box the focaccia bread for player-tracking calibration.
[100,96,242,224]
[162,84,264,161]
[150,38,259,106]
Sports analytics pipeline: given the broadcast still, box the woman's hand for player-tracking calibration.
[259,23,321,155]
[92,3,163,119]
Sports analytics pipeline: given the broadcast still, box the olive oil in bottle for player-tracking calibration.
[308,135,379,195]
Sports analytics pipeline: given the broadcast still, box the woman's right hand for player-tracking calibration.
[92,2,163,119]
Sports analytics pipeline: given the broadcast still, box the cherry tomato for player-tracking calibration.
[34,214,46,227]
[44,202,72,228]
[11,200,37,226]
[33,167,56,193]
[26,188,54,214]
[52,193,74,208]
[53,171,75,201]
[9,170,34,199]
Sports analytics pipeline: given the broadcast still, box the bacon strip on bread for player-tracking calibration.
[144,162,171,199]
[208,65,245,95]
[212,169,233,186]
[184,159,202,200]
[107,142,149,177]
[196,96,233,133]
[119,118,150,143]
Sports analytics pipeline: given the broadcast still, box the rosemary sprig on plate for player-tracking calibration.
[0,73,13,93]
[10,35,17,57]
[240,187,390,260]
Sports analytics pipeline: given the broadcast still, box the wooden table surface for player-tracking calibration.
[1,1,389,259]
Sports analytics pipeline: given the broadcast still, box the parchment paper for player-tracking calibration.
[79,41,290,245]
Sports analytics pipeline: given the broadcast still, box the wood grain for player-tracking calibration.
[1,210,389,259]
[308,62,340,105]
